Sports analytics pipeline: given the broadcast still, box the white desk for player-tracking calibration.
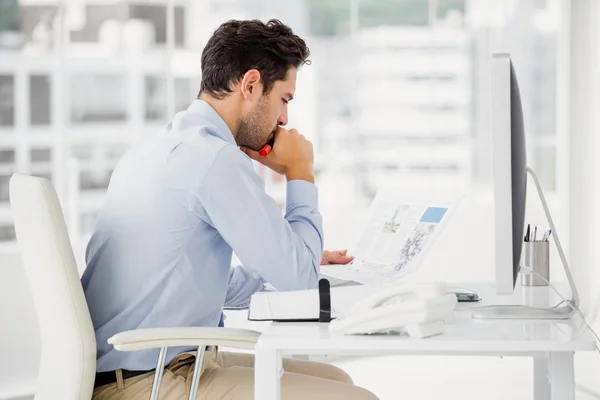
[253,284,597,400]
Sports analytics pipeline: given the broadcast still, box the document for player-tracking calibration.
[320,187,461,285]
[248,186,462,321]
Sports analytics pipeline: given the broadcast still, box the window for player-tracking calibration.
[70,4,185,47]
[70,74,128,123]
[80,212,98,236]
[31,148,52,163]
[18,5,59,50]
[30,75,51,125]
[534,145,556,191]
[145,76,166,121]
[437,0,466,21]
[307,1,351,36]
[72,145,92,160]
[0,1,19,34]
[129,4,185,47]
[80,170,112,190]
[0,75,14,127]
[37,172,52,182]
[0,149,15,164]
[0,0,566,260]
[145,77,196,121]
[69,5,118,43]
[108,144,128,160]
[359,0,430,28]
[345,1,472,196]
[1,4,59,51]
[0,224,16,241]
[175,78,195,114]
[0,174,10,201]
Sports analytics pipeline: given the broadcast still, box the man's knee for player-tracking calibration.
[354,386,379,400]
[327,384,378,400]
[321,363,354,385]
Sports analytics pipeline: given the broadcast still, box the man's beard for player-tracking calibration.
[236,98,277,151]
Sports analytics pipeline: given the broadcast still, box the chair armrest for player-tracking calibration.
[108,327,261,352]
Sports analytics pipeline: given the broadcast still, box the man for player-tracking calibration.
[82,19,378,400]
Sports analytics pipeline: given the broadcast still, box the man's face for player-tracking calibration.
[237,68,297,151]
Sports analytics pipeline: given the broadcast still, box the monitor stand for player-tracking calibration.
[472,167,579,320]
[471,304,575,320]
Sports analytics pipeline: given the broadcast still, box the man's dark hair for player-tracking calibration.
[199,19,310,99]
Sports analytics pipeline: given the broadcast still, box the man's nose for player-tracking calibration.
[278,113,288,126]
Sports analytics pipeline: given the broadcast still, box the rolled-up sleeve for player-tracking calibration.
[194,145,324,292]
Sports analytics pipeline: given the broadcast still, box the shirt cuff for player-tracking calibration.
[286,180,319,210]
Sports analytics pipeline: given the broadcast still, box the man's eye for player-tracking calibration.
[282,98,289,104]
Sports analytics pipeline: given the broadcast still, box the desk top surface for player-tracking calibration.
[255,283,598,354]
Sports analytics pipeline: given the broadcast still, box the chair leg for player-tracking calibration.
[150,347,168,400]
[188,346,206,400]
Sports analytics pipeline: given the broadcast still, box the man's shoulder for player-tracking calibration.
[160,122,225,168]
[201,143,259,188]
[175,129,248,170]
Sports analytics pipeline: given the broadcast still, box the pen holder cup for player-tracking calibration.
[521,241,550,286]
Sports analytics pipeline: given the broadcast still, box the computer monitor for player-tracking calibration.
[492,53,527,295]
[472,54,579,319]
[475,54,578,319]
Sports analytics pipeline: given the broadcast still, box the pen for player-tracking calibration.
[533,226,537,242]
[259,137,275,157]
[525,224,530,242]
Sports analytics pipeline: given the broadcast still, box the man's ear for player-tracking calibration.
[240,69,262,101]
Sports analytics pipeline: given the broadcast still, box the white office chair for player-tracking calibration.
[9,173,260,400]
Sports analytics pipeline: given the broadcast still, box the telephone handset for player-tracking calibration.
[351,283,448,313]
[329,282,457,338]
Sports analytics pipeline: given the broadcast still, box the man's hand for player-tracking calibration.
[241,127,314,183]
[321,249,354,265]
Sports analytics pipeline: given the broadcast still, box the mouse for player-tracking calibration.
[447,287,482,302]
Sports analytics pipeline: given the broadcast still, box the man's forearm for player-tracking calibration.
[223,265,266,309]
[282,180,323,290]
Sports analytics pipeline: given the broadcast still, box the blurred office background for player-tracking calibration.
[1,0,599,399]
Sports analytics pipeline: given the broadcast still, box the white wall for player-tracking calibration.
[570,0,600,398]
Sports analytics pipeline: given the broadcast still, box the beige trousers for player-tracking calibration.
[93,349,378,400]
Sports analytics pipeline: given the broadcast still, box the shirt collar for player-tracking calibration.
[187,99,237,146]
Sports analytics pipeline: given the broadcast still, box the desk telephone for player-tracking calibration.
[329,283,457,338]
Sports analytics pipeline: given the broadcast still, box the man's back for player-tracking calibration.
[82,101,235,371]
[82,100,323,372]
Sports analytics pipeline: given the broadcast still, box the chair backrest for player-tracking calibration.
[9,173,96,400]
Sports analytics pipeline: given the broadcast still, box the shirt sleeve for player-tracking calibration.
[194,145,324,292]
[223,265,266,309]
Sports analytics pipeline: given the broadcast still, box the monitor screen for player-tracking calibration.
[510,61,527,288]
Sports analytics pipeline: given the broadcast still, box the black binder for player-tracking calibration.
[247,278,333,322]
[318,278,332,323]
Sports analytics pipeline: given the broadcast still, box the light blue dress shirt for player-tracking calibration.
[81,100,324,372]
